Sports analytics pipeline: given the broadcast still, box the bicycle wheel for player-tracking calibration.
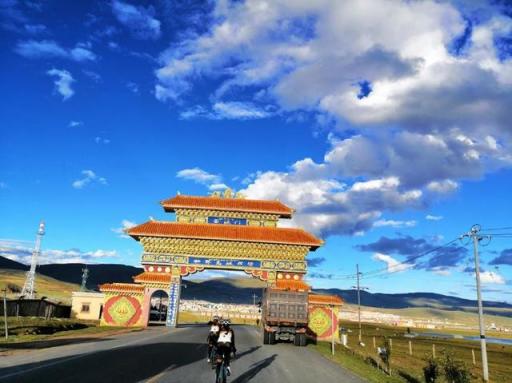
[215,362,226,383]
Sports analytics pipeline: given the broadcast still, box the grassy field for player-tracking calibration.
[346,304,512,329]
[0,269,80,303]
[329,320,512,383]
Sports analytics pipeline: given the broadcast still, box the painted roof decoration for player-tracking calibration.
[128,221,322,248]
[161,194,293,217]
[275,279,311,291]
[99,283,145,293]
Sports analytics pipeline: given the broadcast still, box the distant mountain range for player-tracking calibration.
[1,255,511,317]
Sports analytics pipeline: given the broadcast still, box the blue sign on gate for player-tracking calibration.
[188,257,261,268]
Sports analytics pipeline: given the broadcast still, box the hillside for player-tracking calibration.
[1,255,511,320]
[0,255,142,289]
[313,288,512,317]
[0,269,80,302]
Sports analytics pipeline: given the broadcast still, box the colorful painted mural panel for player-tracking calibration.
[102,295,142,326]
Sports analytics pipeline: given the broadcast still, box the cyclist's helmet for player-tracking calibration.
[221,319,231,328]
[212,315,219,322]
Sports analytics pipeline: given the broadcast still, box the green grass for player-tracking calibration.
[331,320,512,383]
[313,342,403,383]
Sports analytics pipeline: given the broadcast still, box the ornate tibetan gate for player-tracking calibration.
[99,190,323,328]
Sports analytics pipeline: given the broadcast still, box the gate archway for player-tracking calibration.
[100,190,322,328]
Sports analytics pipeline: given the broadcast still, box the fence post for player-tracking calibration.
[408,340,413,356]
[2,289,7,340]
[389,338,393,350]
[432,343,436,358]
[373,336,376,348]
[472,349,476,365]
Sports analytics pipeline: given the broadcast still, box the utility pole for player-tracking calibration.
[352,264,368,344]
[80,266,89,292]
[462,225,489,382]
[21,221,45,299]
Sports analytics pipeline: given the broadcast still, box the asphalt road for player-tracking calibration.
[0,325,366,383]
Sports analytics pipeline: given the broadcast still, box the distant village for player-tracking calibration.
[178,299,512,334]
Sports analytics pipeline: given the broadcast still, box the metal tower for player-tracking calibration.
[21,221,45,299]
[80,266,89,291]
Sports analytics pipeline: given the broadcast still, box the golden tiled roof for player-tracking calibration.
[161,195,293,217]
[133,272,172,283]
[308,293,344,306]
[128,221,322,248]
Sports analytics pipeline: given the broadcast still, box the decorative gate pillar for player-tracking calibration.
[166,268,182,328]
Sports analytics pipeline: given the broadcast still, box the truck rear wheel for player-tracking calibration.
[294,333,306,346]
[264,330,276,345]
[263,330,270,344]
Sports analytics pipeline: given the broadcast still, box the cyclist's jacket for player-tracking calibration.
[209,324,220,334]
[217,329,236,352]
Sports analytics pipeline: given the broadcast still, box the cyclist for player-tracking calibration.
[216,319,236,375]
[207,316,220,363]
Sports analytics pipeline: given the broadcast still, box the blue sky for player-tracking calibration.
[1,0,511,302]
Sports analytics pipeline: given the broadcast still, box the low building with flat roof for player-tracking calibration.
[71,291,105,321]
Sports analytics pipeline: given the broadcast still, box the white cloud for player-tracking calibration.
[372,253,414,273]
[373,219,417,229]
[16,40,96,61]
[47,69,75,100]
[112,0,161,40]
[72,169,107,189]
[155,1,512,237]
[111,220,137,238]
[426,214,443,221]
[0,238,117,265]
[180,102,272,120]
[68,120,83,128]
[177,167,222,185]
[209,183,229,191]
[212,102,272,120]
[479,271,506,285]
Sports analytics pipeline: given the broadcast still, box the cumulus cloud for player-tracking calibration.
[0,238,117,265]
[16,40,96,61]
[177,168,221,185]
[112,0,161,40]
[479,270,506,284]
[68,120,83,128]
[111,219,137,238]
[72,170,107,189]
[426,214,444,221]
[357,235,468,271]
[46,69,75,100]
[152,0,512,238]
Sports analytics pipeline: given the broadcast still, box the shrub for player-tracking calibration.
[378,337,392,374]
[441,352,470,383]
[423,355,440,383]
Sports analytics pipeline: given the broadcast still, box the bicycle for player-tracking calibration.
[208,343,217,369]
[214,350,235,383]
[214,353,228,383]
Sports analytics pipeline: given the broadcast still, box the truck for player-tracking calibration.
[261,287,308,346]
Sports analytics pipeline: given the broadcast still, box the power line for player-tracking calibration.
[480,226,512,231]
